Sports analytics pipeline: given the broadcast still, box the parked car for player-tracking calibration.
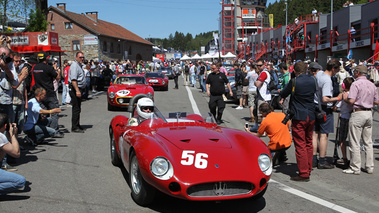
[159,67,174,79]
[107,75,154,111]
[145,72,169,91]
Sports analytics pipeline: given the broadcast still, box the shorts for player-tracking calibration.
[91,77,98,85]
[248,91,257,108]
[242,86,249,95]
[314,106,334,134]
[338,117,350,142]
[236,85,243,99]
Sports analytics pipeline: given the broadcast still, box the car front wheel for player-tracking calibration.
[109,127,121,166]
[129,151,156,206]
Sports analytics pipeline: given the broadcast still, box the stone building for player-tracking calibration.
[48,3,153,62]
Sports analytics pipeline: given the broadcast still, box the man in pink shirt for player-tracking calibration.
[343,65,379,175]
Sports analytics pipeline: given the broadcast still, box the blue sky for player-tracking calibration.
[49,0,276,39]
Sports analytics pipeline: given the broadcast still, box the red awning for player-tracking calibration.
[11,45,65,54]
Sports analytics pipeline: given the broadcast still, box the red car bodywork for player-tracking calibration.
[145,72,169,91]
[109,113,272,203]
[107,75,154,110]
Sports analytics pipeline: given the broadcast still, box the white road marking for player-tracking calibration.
[269,180,357,213]
[185,82,201,115]
[185,85,356,212]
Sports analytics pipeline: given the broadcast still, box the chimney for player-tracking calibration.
[85,12,98,22]
[56,3,66,12]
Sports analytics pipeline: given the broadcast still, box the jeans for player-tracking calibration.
[42,95,59,130]
[190,73,196,86]
[200,75,206,92]
[0,169,25,194]
[24,117,56,142]
[12,104,25,134]
[62,80,67,105]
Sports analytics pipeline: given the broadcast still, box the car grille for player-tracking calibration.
[187,181,254,197]
[116,97,131,105]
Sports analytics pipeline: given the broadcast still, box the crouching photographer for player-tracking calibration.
[280,61,317,182]
[244,103,292,166]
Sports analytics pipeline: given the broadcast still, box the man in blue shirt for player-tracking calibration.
[23,88,63,145]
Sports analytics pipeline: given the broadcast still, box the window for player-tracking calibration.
[103,41,107,52]
[117,43,121,53]
[65,22,73,29]
[72,40,80,51]
[110,42,114,53]
[51,24,55,30]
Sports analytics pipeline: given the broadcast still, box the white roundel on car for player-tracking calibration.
[116,90,130,97]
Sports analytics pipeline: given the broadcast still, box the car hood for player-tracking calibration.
[156,126,232,150]
[111,84,150,94]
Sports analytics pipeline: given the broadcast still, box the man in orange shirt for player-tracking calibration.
[245,103,292,166]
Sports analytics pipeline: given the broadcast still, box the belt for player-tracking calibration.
[353,108,372,112]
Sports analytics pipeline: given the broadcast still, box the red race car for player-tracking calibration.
[109,94,272,206]
[107,75,154,111]
[145,72,169,91]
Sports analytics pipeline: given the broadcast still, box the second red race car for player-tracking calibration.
[107,75,154,111]
[145,72,169,91]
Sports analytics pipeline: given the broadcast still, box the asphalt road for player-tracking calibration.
[1,76,378,213]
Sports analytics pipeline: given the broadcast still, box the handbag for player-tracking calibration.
[314,78,327,124]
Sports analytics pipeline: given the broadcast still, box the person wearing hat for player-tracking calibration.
[30,52,60,131]
[308,62,322,77]
[342,65,379,175]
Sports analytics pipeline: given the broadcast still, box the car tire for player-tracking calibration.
[108,102,115,111]
[129,151,156,206]
[164,86,168,91]
[253,185,268,200]
[109,127,121,166]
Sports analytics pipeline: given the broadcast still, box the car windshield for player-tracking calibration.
[159,67,172,72]
[115,76,146,85]
[146,73,164,78]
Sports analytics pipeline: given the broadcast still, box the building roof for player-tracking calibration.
[49,6,153,46]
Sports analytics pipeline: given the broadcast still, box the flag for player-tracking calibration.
[375,40,379,61]
[347,49,353,60]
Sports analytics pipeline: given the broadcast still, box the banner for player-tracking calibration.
[269,14,274,28]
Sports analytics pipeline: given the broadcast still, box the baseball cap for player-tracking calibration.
[308,62,322,70]
[352,65,368,74]
[37,51,48,60]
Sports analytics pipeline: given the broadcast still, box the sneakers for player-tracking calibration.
[24,136,37,146]
[1,163,18,171]
[343,168,360,175]
[317,162,335,169]
[290,176,310,182]
[235,106,243,110]
[52,132,64,138]
[92,90,98,93]
[72,128,85,133]
[362,168,374,174]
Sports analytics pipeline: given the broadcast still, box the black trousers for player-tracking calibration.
[69,86,83,130]
[173,75,178,89]
[209,95,225,121]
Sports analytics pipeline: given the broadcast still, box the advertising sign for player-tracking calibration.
[10,36,29,45]
[84,35,98,45]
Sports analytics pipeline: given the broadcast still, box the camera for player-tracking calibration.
[0,53,12,64]
[282,109,294,124]
[245,123,249,129]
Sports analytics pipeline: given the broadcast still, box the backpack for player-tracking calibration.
[267,70,279,91]
[184,65,189,73]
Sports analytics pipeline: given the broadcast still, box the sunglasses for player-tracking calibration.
[79,57,85,59]
[141,106,154,111]
[256,64,264,67]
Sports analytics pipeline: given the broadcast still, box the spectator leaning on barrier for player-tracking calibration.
[343,65,379,175]
[280,61,317,182]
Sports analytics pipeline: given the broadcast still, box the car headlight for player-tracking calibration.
[258,154,272,176]
[147,92,153,99]
[150,157,173,180]
[109,92,115,98]
[118,98,124,104]
[162,80,166,84]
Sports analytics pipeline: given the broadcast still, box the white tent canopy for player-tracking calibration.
[222,52,236,58]
[191,54,201,60]
[201,53,213,59]
[180,55,191,60]
[209,52,223,58]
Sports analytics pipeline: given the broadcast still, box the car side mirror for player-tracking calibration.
[110,82,113,86]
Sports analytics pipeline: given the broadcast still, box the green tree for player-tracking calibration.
[26,8,48,32]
